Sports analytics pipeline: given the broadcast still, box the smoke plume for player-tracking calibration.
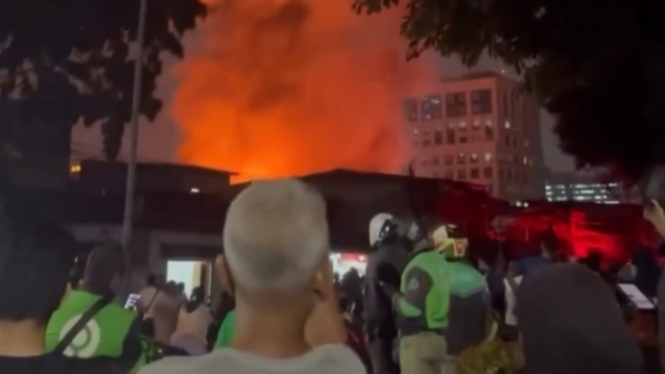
[173,0,435,180]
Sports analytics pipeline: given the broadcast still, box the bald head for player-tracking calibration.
[223,178,329,295]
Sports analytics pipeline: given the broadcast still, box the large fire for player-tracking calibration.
[173,0,435,180]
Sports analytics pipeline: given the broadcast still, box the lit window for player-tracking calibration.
[523,157,528,165]
[459,121,467,128]
[473,119,481,128]
[413,129,419,134]
[504,119,511,129]
[484,152,493,162]
[190,187,200,194]
[457,153,466,164]
[485,119,492,127]
[70,162,82,174]
[420,95,443,120]
[470,153,479,163]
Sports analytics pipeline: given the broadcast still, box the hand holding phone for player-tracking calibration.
[618,284,655,310]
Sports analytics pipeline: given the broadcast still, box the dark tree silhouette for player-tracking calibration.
[354,0,664,180]
[0,0,206,162]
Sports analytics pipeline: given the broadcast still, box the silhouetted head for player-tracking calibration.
[539,233,558,259]
[518,264,642,374]
[146,274,157,287]
[184,286,205,313]
[82,242,124,297]
[0,215,76,324]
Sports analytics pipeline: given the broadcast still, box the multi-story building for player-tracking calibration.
[404,71,546,200]
[545,172,626,204]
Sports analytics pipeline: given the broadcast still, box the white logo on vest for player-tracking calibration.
[59,314,101,358]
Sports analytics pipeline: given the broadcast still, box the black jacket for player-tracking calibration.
[364,240,408,341]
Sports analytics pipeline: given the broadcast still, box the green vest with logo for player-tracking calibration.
[45,290,135,359]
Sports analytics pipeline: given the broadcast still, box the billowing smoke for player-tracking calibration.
[173,0,435,180]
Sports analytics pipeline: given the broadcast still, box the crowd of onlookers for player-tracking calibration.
[0,177,663,374]
[359,212,662,374]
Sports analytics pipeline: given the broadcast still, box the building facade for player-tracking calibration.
[404,72,546,201]
[545,172,626,204]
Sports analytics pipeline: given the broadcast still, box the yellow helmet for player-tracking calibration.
[432,224,468,259]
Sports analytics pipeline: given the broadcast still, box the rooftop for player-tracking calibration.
[441,70,521,85]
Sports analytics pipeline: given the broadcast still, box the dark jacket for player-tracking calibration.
[446,260,488,356]
[364,240,408,341]
[518,264,643,374]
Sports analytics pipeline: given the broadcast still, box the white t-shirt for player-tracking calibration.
[139,345,366,374]
[173,304,213,343]
[504,275,523,326]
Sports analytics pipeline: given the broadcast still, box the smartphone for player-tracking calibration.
[125,293,141,310]
[618,284,655,310]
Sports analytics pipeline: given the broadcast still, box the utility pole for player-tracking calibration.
[121,0,148,292]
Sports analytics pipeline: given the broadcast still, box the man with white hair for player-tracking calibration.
[140,178,365,374]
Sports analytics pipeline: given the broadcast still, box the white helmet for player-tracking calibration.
[369,213,394,247]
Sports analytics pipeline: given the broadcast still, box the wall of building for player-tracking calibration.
[404,72,545,201]
[545,173,625,204]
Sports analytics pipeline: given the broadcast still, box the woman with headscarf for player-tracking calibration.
[517,263,644,374]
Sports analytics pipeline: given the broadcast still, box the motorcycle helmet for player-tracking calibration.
[369,213,398,247]
[432,223,468,259]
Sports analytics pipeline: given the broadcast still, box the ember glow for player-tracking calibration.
[172,0,435,180]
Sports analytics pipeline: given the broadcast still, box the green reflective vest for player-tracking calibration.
[214,309,236,349]
[45,290,135,359]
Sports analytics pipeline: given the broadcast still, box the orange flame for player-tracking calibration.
[173,0,436,180]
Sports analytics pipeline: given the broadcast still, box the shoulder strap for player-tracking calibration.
[54,295,113,355]
[145,287,161,311]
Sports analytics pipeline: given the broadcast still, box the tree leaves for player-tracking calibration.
[355,0,665,179]
[0,0,206,162]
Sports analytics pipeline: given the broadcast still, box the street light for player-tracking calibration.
[121,0,148,289]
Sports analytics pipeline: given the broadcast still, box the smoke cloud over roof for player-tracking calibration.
[173,0,436,179]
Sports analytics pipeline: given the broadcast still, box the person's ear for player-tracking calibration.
[215,255,235,296]
[312,257,332,300]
